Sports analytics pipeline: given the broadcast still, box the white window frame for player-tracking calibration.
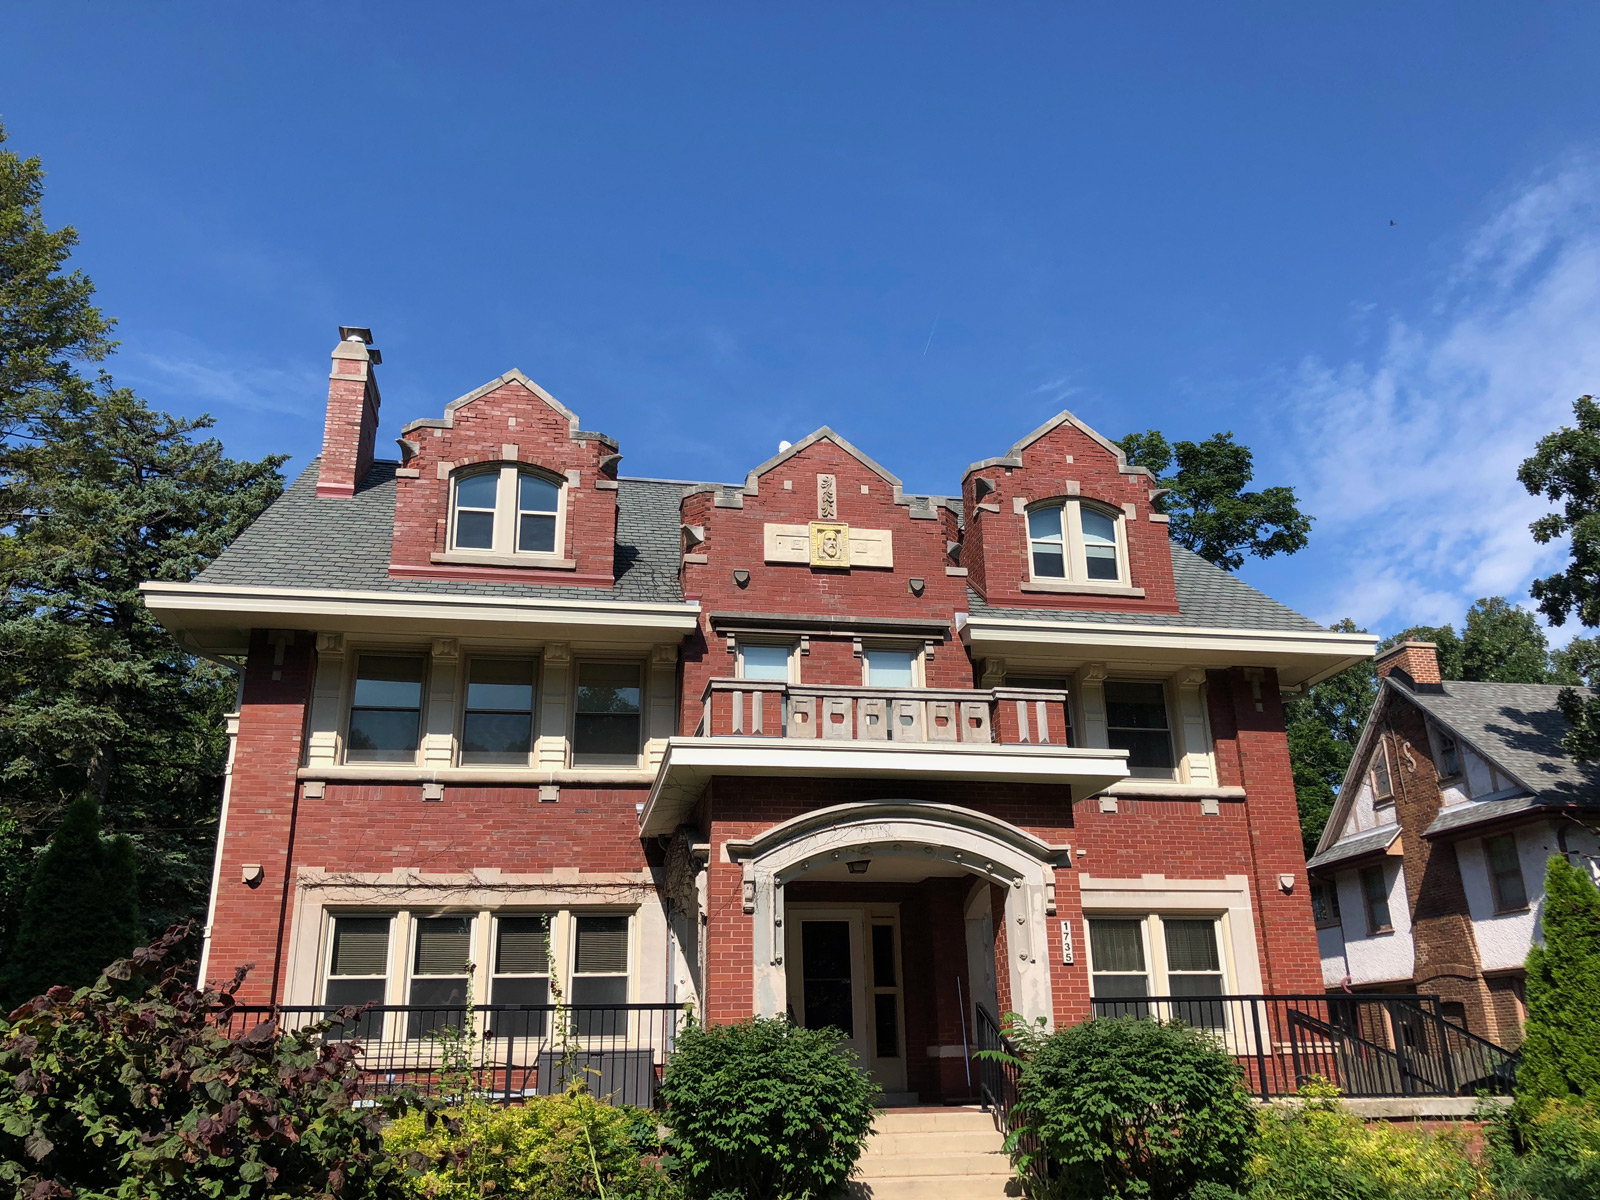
[860,642,926,688]
[1085,912,1234,1033]
[317,907,637,1043]
[570,659,646,768]
[1103,677,1179,780]
[1023,498,1133,589]
[457,654,540,767]
[343,650,429,766]
[447,464,568,564]
[1370,740,1396,808]
[736,640,799,683]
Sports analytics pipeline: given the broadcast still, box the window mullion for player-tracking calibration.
[497,465,516,554]
[1146,915,1167,997]
[1065,500,1084,580]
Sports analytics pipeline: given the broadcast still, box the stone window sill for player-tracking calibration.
[1019,579,1145,598]
[1103,781,1247,801]
[431,550,577,570]
[300,764,656,785]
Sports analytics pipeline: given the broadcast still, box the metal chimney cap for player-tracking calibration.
[338,326,374,344]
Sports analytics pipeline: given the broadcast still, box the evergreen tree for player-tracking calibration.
[0,123,285,964]
[1519,855,1600,1109]
[0,794,139,1006]
[1117,428,1313,572]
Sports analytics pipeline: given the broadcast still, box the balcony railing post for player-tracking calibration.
[1250,1000,1269,1101]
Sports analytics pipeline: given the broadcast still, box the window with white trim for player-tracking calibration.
[737,642,796,682]
[448,465,566,559]
[1103,681,1176,778]
[1370,742,1395,809]
[571,915,630,1035]
[573,662,643,766]
[1088,914,1229,1030]
[346,655,426,763]
[1025,499,1129,586]
[323,914,392,1040]
[863,645,920,687]
[490,914,551,1037]
[408,915,473,1038]
[461,657,537,765]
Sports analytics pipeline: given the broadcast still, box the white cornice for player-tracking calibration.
[639,735,1129,836]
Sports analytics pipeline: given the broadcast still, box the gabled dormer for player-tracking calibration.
[386,370,622,587]
[960,411,1179,613]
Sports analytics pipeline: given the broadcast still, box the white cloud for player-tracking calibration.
[1261,158,1600,636]
[121,335,323,419]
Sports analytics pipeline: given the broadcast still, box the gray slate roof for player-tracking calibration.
[1306,824,1399,873]
[198,461,684,603]
[1398,678,1600,808]
[968,545,1325,632]
[1424,793,1553,838]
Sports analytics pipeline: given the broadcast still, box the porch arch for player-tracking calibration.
[724,800,1069,1026]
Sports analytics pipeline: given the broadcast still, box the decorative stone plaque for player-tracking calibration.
[763,523,894,568]
[808,521,850,568]
[817,474,837,519]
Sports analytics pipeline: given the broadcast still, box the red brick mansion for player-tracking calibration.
[143,328,1375,1103]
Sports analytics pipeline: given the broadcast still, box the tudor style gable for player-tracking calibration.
[961,411,1179,613]
[389,371,623,587]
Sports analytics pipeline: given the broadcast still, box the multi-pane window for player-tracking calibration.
[572,915,629,1034]
[1089,919,1150,1008]
[452,472,499,549]
[738,642,793,681]
[1164,919,1225,1029]
[870,923,901,1060]
[491,914,550,1037]
[1438,733,1461,778]
[461,658,536,765]
[1027,506,1067,578]
[573,663,643,766]
[1311,882,1342,929]
[864,647,917,687]
[408,916,473,1037]
[1025,501,1126,584]
[347,655,425,763]
[1081,508,1120,581]
[1361,865,1393,935]
[1371,743,1395,805]
[517,474,560,554]
[1104,682,1175,776]
[324,915,391,1039]
[449,466,565,558]
[1485,835,1528,912]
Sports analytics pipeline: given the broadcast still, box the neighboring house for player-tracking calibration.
[142,328,1374,1103]
[1308,639,1600,1047]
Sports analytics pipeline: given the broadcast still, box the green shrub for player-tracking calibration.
[1011,1016,1255,1200]
[385,1093,679,1200]
[1248,1081,1488,1200]
[0,925,406,1199]
[657,1016,879,1200]
[1520,856,1600,1110]
[1487,1096,1600,1200]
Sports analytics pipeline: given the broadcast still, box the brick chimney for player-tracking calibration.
[1375,639,1441,685]
[315,327,382,498]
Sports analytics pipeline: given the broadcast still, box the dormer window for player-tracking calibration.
[448,466,565,560]
[1025,500,1130,587]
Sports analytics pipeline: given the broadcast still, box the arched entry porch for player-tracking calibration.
[724,800,1070,1100]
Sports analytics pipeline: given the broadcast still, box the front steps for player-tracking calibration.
[847,1106,1018,1199]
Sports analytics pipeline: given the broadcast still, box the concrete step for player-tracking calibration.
[864,1130,1005,1156]
[855,1152,1011,1179]
[869,1107,997,1134]
[845,1177,1020,1199]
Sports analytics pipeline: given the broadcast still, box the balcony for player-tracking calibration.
[697,679,1072,745]
[639,680,1130,836]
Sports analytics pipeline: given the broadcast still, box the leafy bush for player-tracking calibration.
[1248,1081,1488,1200]
[1010,1016,1255,1200]
[386,1093,679,1200]
[1487,1096,1600,1200]
[1520,856,1600,1110]
[657,1016,879,1200]
[0,925,407,1199]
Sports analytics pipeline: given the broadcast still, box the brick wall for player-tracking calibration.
[316,337,381,498]
[388,378,620,587]
[960,417,1180,614]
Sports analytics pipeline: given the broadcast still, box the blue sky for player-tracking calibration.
[6,4,1600,637]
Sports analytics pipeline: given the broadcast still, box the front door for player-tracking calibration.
[786,905,907,1091]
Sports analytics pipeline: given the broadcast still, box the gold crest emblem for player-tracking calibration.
[808,521,850,569]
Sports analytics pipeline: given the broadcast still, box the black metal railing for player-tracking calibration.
[1089,993,1519,1099]
[974,1004,1042,1179]
[217,1003,687,1108]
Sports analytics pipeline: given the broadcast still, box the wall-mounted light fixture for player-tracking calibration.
[732,569,750,588]
[845,859,871,875]
[908,577,925,596]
